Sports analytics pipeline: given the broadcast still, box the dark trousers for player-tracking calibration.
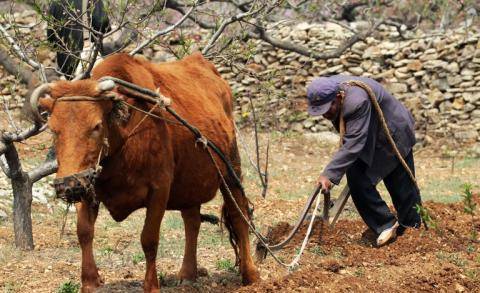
[346,152,421,235]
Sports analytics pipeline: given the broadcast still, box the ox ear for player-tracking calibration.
[109,93,131,125]
[38,96,55,113]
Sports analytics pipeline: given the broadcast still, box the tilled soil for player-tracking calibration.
[237,200,480,293]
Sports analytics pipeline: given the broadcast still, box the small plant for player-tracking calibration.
[415,204,440,233]
[354,267,365,277]
[216,258,236,272]
[157,271,167,285]
[461,183,477,241]
[100,246,114,257]
[57,281,80,293]
[132,252,145,265]
[309,245,326,256]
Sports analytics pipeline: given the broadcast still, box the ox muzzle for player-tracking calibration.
[53,167,101,206]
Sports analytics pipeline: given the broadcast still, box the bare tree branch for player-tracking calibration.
[0,23,46,81]
[2,124,44,143]
[0,46,35,85]
[130,3,198,56]
[29,160,57,184]
[202,2,267,55]
[248,19,383,60]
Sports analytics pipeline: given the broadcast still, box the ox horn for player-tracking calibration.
[97,79,116,92]
[30,83,51,123]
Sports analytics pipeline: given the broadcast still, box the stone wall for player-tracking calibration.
[220,22,480,143]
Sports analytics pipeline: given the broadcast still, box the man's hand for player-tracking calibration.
[317,175,333,194]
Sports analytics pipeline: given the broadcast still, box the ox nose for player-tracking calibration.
[53,168,99,204]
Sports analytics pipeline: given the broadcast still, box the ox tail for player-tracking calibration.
[200,213,219,225]
[221,202,240,266]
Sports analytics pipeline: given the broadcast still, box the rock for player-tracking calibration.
[446,62,460,73]
[386,82,407,94]
[431,78,449,91]
[452,98,465,110]
[427,89,444,105]
[454,130,478,141]
[363,46,382,59]
[348,67,364,75]
[303,132,340,145]
[406,60,423,71]
[447,75,463,86]
[423,60,448,70]
[469,143,480,158]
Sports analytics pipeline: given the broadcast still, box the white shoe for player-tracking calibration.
[376,222,399,247]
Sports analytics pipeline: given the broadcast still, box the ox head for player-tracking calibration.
[30,79,118,204]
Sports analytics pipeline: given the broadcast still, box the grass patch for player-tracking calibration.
[163,213,184,230]
[436,252,467,267]
[309,245,326,256]
[216,258,236,272]
[421,177,465,203]
[132,252,145,265]
[57,281,80,293]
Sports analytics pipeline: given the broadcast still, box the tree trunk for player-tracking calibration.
[4,143,34,250]
[11,172,34,250]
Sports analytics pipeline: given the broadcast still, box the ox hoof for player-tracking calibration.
[81,284,99,293]
[242,269,260,285]
[81,275,103,292]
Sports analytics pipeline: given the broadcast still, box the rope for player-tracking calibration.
[341,80,420,194]
[204,145,323,270]
[47,76,326,269]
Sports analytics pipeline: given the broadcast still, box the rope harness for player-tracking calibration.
[96,77,322,270]
[339,80,420,193]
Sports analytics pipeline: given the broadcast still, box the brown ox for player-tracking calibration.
[31,53,259,292]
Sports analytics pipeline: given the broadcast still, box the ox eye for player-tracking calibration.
[91,122,103,137]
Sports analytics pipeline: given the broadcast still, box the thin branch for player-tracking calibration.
[202,2,266,55]
[248,93,268,197]
[3,97,20,133]
[0,46,35,85]
[2,124,45,143]
[0,23,46,81]
[130,3,197,56]
[29,160,58,184]
[166,0,215,29]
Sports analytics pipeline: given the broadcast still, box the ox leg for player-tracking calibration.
[75,201,101,293]
[220,185,260,285]
[178,206,201,282]
[141,198,167,293]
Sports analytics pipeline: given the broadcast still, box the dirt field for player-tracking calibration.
[0,129,479,292]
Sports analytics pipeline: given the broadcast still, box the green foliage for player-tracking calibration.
[216,258,236,272]
[462,183,477,215]
[100,246,114,257]
[157,271,167,285]
[309,245,326,256]
[415,204,441,234]
[132,252,145,265]
[57,281,80,293]
[461,183,478,241]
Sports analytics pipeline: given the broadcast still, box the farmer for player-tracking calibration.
[306,75,422,246]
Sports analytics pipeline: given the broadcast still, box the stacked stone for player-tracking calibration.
[225,22,480,143]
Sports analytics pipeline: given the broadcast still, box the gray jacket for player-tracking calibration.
[322,75,416,185]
